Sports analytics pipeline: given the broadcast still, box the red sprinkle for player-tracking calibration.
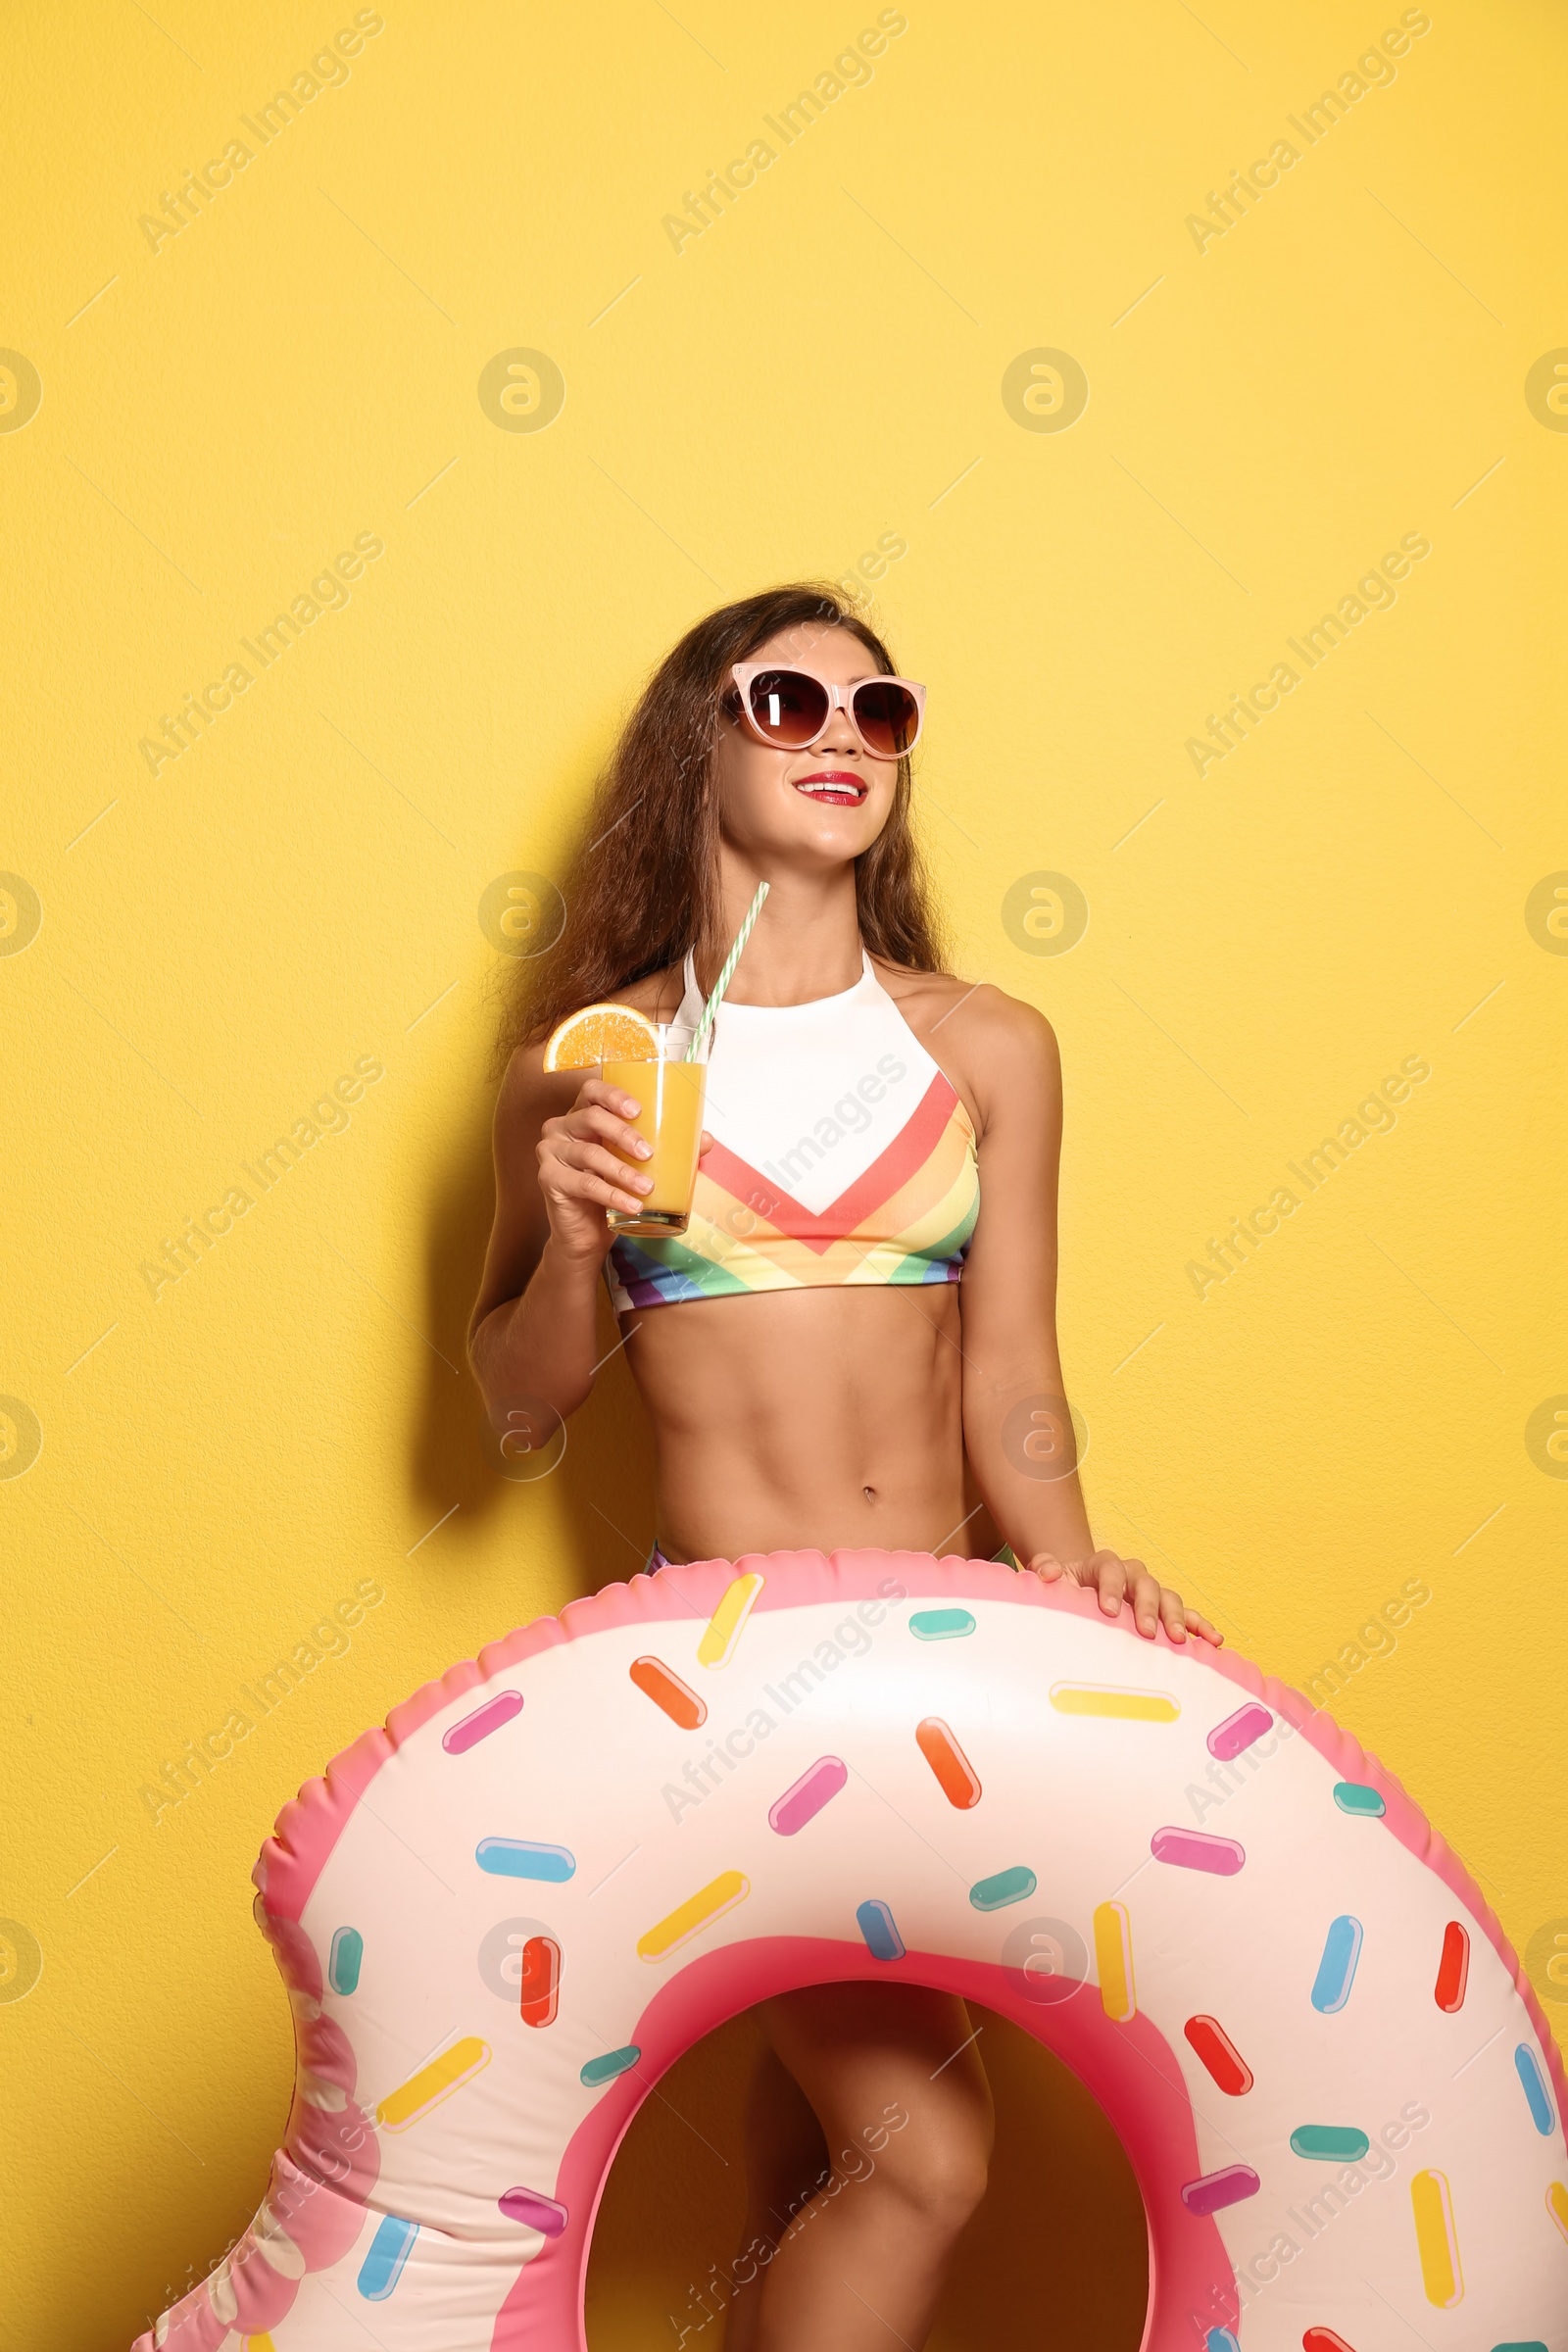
[1184,2013,1254,2095]
[519,1936,560,2029]
[1434,1919,1469,2013]
[1302,2330,1358,2352]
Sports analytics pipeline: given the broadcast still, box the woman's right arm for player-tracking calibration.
[466,1047,656,1424]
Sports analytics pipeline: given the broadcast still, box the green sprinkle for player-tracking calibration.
[581,2045,641,2087]
[910,1608,975,1641]
[328,1926,363,1995]
[1289,2125,1371,2160]
[969,1866,1037,1912]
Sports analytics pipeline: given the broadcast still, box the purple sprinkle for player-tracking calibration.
[443,1690,524,1755]
[1181,2164,1260,2216]
[768,1756,849,1837]
[1152,1826,1246,1876]
[499,2185,567,2235]
[1207,1701,1272,1762]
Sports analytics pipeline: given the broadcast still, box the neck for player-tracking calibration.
[700,860,863,1007]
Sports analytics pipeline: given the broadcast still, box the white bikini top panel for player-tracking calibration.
[676,947,953,1217]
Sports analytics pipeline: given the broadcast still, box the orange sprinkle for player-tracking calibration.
[630,1655,707,1730]
[916,1717,981,1808]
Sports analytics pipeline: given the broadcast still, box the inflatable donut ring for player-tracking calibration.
[136,1549,1568,2351]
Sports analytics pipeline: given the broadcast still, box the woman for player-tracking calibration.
[467,582,1219,2349]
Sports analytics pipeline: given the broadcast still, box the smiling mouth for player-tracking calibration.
[794,771,867,806]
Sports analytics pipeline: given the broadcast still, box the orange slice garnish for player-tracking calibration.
[542,1002,661,1069]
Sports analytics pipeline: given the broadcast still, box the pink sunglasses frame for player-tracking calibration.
[728,662,927,761]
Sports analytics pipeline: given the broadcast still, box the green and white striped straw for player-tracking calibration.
[685,880,769,1061]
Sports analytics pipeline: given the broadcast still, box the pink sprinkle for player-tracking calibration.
[1207,1701,1272,1762]
[499,2185,567,2235]
[443,1690,524,1754]
[1181,2164,1260,2216]
[768,1756,849,1838]
[1152,1826,1246,1876]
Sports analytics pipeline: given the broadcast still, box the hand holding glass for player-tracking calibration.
[601,1024,709,1237]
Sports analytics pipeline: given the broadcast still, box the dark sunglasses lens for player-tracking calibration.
[747,668,829,746]
[852,680,920,757]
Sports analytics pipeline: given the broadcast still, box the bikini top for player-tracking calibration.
[605,948,980,1314]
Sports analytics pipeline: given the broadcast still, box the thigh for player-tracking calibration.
[757,1982,994,2175]
[740,2040,830,2213]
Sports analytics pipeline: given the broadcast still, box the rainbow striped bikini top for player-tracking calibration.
[605,948,980,1314]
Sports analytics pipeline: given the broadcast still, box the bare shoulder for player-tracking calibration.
[612,958,688,1022]
[947,979,1059,1062]
[873,962,1059,1117]
[497,958,688,1126]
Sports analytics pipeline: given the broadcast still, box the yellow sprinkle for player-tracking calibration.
[1051,1682,1179,1723]
[1410,2167,1463,2307]
[244,2339,277,2351]
[1547,2179,1568,2241]
[696,1572,764,1668]
[1094,1899,1137,2022]
[638,1870,750,1961]
[375,2034,490,2131]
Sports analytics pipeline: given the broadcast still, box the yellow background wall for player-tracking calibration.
[4,1,1565,2343]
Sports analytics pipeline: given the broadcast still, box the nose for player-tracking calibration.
[819,694,862,757]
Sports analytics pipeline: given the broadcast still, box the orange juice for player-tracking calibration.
[602,1055,707,1236]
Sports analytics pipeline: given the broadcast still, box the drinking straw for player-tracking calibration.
[685,880,769,1060]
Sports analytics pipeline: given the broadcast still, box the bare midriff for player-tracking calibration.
[615,1282,1000,1565]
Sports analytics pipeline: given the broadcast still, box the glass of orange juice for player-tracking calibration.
[601,1023,710,1238]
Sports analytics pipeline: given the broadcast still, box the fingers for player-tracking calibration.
[1025,1548,1224,1647]
[573,1074,647,1122]
[1157,1584,1189,1644]
[540,1090,654,1226]
[545,1163,645,1218]
[560,1094,652,1163]
[552,1134,652,1217]
[1124,1560,1168,1638]
[1089,1549,1128,1619]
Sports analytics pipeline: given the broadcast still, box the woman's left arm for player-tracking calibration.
[952,986,1221,1647]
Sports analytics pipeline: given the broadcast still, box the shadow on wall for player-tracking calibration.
[585,2004,1148,2349]
[411,1037,662,1596]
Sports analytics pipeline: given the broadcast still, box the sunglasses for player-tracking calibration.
[729,662,926,761]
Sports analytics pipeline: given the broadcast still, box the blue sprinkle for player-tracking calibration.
[581,2045,641,2088]
[1310,1914,1363,2013]
[969,1866,1037,1912]
[475,1838,575,1882]
[358,2214,417,2300]
[1333,1781,1386,1817]
[1206,2332,1241,2352]
[328,1926,363,1995]
[857,1899,905,1961]
[1515,2042,1555,2135]
[1490,2343,1548,2351]
[909,1608,975,1641]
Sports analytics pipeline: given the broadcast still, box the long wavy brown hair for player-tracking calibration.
[490,582,951,1074]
